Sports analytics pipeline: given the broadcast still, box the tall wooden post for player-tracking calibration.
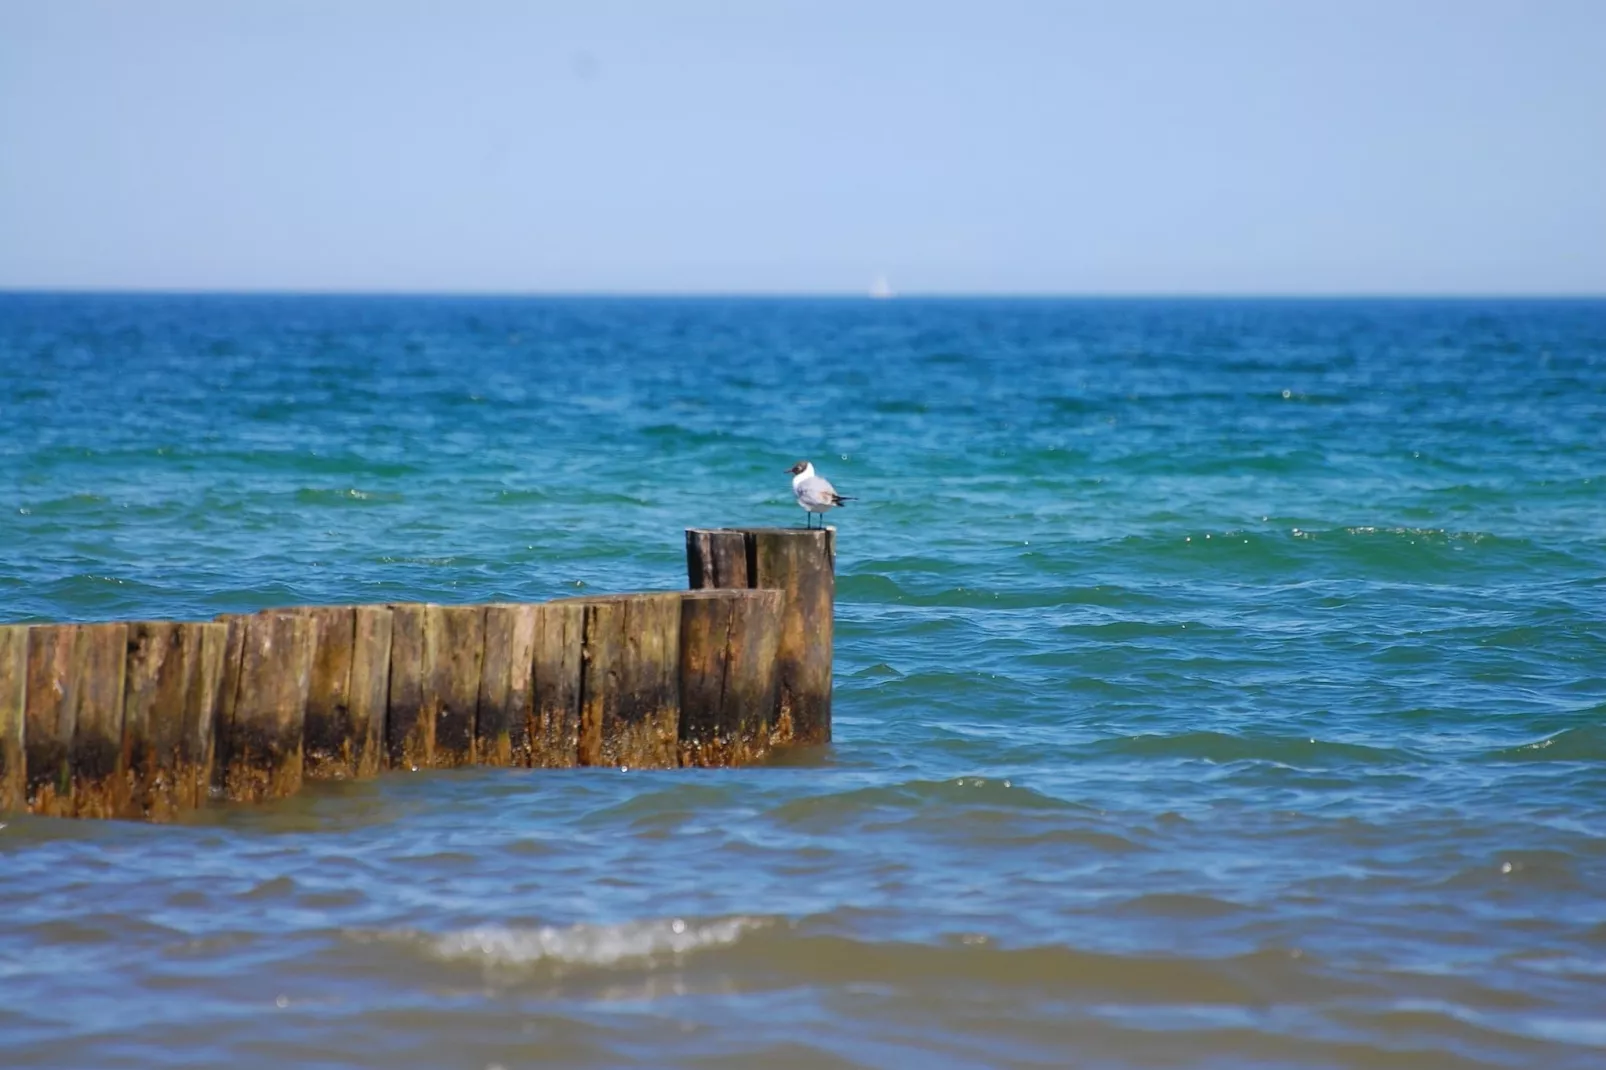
[686,527,835,746]
[0,625,25,813]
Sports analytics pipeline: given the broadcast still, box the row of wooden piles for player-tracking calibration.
[0,528,834,822]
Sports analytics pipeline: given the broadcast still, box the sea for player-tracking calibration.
[1,294,1603,1069]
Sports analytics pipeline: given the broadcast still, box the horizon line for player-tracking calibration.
[2,287,1604,301]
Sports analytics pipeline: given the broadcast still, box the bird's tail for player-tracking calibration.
[832,495,857,504]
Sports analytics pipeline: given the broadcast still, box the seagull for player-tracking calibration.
[787,460,855,529]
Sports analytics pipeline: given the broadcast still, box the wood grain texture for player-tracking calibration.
[291,606,359,779]
[0,625,26,813]
[478,603,537,766]
[211,614,248,798]
[576,593,681,769]
[751,529,835,746]
[349,605,393,778]
[686,527,835,746]
[186,622,228,809]
[685,528,751,590]
[426,604,485,767]
[24,624,130,818]
[385,603,431,770]
[220,612,315,803]
[24,624,79,816]
[678,589,783,767]
[531,600,584,767]
[122,621,202,820]
[71,623,129,819]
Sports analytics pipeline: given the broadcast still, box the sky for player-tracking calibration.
[1,0,1603,295]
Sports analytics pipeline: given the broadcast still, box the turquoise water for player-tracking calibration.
[2,294,1604,1069]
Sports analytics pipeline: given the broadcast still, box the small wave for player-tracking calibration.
[291,487,403,505]
[767,777,1079,830]
[1092,731,1413,767]
[425,915,773,969]
[1487,726,1606,763]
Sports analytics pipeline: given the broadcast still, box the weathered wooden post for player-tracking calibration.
[122,621,228,820]
[478,604,537,766]
[686,528,835,746]
[678,589,784,767]
[282,605,393,779]
[217,612,316,803]
[426,604,485,767]
[187,622,230,807]
[23,625,76,815]
[686,529,753,589]
[0,624,25,813]
[568,593,682,769]
[349,605,393,778]
[289,606,357,779]
[530,600,584,767]
[23,624,129,818]
[385,603,430,770]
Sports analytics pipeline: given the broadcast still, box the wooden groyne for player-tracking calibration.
[0,528,833,822]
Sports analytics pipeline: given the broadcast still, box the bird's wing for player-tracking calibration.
[797,475,839,506]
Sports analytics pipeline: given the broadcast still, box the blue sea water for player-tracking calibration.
[1,294,1604,1069]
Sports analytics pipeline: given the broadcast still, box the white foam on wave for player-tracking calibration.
[427,915,772,969]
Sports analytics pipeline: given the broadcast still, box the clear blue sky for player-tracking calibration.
[2,0,1602,294]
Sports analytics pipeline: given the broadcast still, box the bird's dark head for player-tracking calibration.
[786,460,810,476]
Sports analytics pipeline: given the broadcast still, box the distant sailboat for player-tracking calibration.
[869,274,895,300]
